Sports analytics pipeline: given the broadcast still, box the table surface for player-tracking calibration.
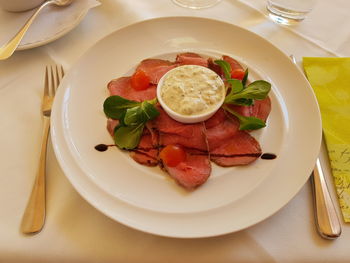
[1,0,349,262]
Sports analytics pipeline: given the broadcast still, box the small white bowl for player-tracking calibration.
[157,65,225,124]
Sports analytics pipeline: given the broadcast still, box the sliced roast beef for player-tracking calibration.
[136,59,177,84]
[145,123,159,146]
[222,55,244,71]
[108,77,156,101]
[130,131,159,167]
[205,109,261,166]
[160,129,208,152]
[228,96,271,122]
[107,118,119,136]
[210,131,262,166]
[207,58,223,77]
[176,52,208,67]
[137,127,158,148]
[105,53,270,189]
[205,114,239,150]
[107,76,159,165]
[152,107,209,151]
[204,108,228,129]
[130,150,158,166]
[149,106,195,137]
[152,106,211,189]
[162,148,211,189]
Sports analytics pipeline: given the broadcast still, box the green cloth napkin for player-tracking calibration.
[303,57,350,222]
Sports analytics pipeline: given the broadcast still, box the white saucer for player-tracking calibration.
[0,0,100,50]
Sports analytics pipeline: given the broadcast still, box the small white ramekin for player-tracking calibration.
[157,65,225,124]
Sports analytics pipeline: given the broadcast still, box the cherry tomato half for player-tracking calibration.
[159,145,187,167]
[130,70,150,91]
[231,69,245,81]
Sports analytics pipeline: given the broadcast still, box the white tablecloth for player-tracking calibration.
[1,0,349,262]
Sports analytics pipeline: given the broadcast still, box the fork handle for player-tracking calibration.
[21,116,50,234]
[311,158,341,239]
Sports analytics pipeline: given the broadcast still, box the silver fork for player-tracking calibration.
[290,55,341,239]
[21,65,64,234]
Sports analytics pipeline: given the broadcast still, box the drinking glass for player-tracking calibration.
[172,0,222,9]
[266,0,317,25]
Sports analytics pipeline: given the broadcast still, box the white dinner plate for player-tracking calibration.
[51,17,322,238]
[0,0,99,50]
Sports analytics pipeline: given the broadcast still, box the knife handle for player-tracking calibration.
[311,158,341,239]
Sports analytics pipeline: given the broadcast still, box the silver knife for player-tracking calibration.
[311,157,342,239]
[290,55,341,239]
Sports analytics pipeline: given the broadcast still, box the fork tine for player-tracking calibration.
[50,65,56,97]
[54,65,64,95]
[61,65,64,77]
[44,66,49,96]
[55,65,60,94]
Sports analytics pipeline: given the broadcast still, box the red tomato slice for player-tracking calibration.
[130,70,150,91]
[231,69,245,81]
[159,145,187,167]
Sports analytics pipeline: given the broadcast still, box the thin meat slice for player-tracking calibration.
[136,59,177,84]
[107,77,157,143]
[228,96,272,122]
[153,106,211,189]
[205,115,239,150]
[205,109,261,166]
[176,52,208,67]
[159,120,208,152]
[204,108,228,129]
[159,123,210,188]
[222,55,244,71]
[108,77,156,101]
[151,107,209,151]
[160,129,208,152]
[130,132,159,167]
[130,150,158,166]
[137,128,158,149]
[205,109,239,150]
[210,131,262,166]
[151,107,197,137]
[161,148,211,189]
[107,118,119,136]
[145,123,159,147]
[208,58,223,77]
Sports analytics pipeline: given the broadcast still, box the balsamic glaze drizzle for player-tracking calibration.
[95,144,277,161]
[261,153,277,160]
[94,144,110,152]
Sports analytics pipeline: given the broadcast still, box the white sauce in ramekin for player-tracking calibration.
[159,65,225,116]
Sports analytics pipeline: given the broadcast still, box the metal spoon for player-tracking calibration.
[0,0,73,60]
